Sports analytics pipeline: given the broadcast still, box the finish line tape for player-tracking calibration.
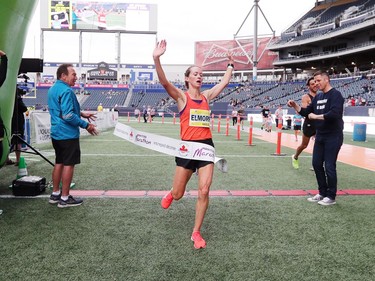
[114,123,228,172]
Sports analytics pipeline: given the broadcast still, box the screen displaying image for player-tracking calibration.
[48,1,151,31]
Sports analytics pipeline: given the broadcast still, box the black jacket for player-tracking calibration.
[11,95,28,135]
[0,55,8,87]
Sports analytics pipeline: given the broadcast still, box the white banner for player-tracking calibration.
[31,111,119,144]
[114,123,228,172]
[31,111,51,144]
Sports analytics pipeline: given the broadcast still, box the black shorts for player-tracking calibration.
[11,133,24,145]
[52,138,81,165]
[175,139,214,171]
[303,122,316,138]
[293,125,301,131]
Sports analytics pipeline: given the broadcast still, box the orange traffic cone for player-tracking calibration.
[16,157,28,179]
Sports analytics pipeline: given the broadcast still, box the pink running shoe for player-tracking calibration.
[191,231,206,249]
[161,191,173,209]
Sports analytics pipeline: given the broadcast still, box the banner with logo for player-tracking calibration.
[87,61,118,80]
[31,111,118,144]
[114,123,228,172]
[195,38,279,71]
[32,111,52,144]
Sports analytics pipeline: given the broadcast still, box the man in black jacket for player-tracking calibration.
[288,71,344,206]
[7,88,28,165]
[0,50,7,216]
[0,50,7,87]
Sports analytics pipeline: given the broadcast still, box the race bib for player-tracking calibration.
[189,109,210,127]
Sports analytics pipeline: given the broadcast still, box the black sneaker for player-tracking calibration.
[57,195,83,208]
[49,193,61,204]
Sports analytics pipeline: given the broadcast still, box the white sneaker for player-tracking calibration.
[307,194,324,202]
[317,197,336,206]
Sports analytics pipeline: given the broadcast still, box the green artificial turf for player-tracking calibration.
[0,118,374,193]
[0,197,374,281]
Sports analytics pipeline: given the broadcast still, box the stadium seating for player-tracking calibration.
[23,87,49,109]
[274,0,374,45]
[80,89,129,110]
[21,75,375,117]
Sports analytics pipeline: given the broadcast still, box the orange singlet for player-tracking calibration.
[179,93,212,141]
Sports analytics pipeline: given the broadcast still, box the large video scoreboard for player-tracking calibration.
[42,0,157,32]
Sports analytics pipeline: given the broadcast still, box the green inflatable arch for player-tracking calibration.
[0,0,38,167]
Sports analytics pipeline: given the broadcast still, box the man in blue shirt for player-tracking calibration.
[48,64,98,208]
[288,71,344,206]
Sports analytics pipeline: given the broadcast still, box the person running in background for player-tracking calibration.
[237,107,245,130]
[288,71,344,206]
[142,105,147,123]
[292,77,318,169]
[293,112,302,142]
[265,112,273,132]
[153,39,234,249]
[231,107,238,126]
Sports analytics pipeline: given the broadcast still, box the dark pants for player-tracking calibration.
[312,133,343,200]
[275,119,282,128]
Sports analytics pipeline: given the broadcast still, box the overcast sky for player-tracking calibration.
[23,0,313,65]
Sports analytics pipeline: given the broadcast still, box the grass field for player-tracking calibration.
[0,117,374,281]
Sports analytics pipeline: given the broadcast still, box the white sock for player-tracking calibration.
[61,196,69,201]
[52,191,60,196]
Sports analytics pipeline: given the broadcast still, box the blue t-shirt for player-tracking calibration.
[293,114,302,126]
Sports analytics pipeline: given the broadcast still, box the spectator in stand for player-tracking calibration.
[97,103,103,112]
[360,96,367,106]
